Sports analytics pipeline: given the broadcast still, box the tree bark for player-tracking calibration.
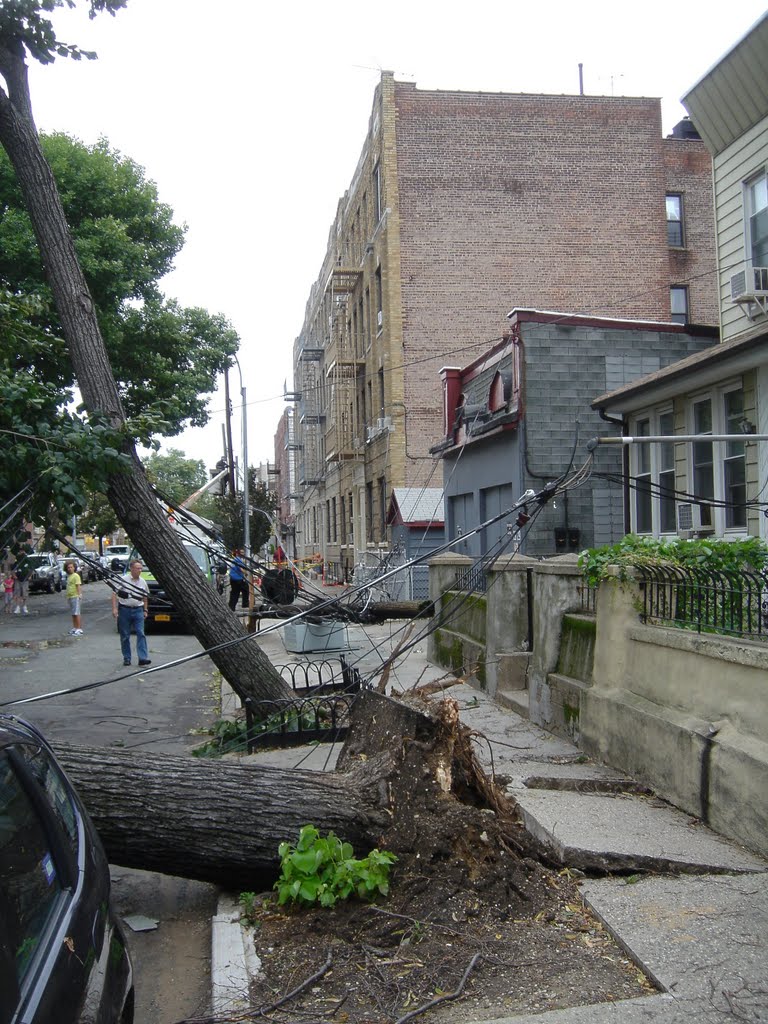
[56,743,389,891]
[0,49,292,706]
[54,693,527,890]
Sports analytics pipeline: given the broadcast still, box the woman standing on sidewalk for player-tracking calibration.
[64,560,83,636]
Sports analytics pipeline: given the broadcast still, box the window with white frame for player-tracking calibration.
[666,194,684,247]
[746,170,768,269]
[689,384,747,532]
[631,408,676,536]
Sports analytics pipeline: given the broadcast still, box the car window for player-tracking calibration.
[17,744,78,851]
[186,545,209,573]
[0,751,65,989]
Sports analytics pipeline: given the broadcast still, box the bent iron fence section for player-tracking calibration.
[637,564,768,642]
[243,656,368,752]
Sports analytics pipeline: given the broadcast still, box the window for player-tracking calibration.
[373,163,382,224]
[378,477,387,539]
[692,398,714,526]
[634,418,652,533]
[666,194,684,247]
[723,390,746,528]
[331,497,337,542]
[366,482,374,542]
[375,265,383,329]
[658,411,677,533]
[378,368,385,419]
[0,751,65,986]
[670,286,689,324]
[688,385,748,532]
[630,408,677,537]
[746,171,768,268]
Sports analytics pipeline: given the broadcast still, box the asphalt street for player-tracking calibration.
[0,579,219,754]
[1,578,222,1023]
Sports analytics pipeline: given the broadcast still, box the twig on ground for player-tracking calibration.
[255,950,334,1016]
[392,952,482,1024]
[365,904,462,936]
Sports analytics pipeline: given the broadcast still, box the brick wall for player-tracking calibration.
[393,85,716,476]
[662,139,718,326]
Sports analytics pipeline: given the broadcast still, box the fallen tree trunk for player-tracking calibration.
[56,692,539,891]
[55,743,390,891]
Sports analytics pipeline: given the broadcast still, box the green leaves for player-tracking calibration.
[0,1,127,66]
[274,825,397,909]
[579,534,768,587]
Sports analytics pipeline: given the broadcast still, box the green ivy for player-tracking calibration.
[274,825,397,909]
[578,535,768,588]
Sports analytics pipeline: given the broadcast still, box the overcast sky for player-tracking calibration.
[24,0,768,477]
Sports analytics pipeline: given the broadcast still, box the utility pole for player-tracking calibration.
[223,368,237,497]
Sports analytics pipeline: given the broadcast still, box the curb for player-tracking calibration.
[210,895,261,1015]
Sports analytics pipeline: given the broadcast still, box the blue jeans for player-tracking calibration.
[118,605,148,663]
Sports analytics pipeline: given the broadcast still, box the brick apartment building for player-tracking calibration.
[287,72,717,581]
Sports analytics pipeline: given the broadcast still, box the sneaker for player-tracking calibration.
[138,659,152,666]
[13,606,20,615]
[73,629,83,636]
[68,628,77,635]
[22,607,28,615]
[123,660,131,667]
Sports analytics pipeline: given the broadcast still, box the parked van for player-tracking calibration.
[131,541,220,630]
[104,545,131,573]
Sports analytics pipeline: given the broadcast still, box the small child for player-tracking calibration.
[3,571,13,614]
[64,560,83,636]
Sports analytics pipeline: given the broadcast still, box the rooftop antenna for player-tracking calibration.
[578,63,584,95]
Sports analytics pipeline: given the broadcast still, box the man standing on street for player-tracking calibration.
[228,548,249,611]
[112,558,151,667]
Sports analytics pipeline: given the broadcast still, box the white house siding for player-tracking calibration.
[714,115,768,342]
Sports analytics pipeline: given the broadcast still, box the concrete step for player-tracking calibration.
[510,787,768,875]
[495,686,529,719]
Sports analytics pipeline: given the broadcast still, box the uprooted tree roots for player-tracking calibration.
[59,691,653,1023]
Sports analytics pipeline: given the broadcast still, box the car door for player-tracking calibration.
[0,732,131,1024]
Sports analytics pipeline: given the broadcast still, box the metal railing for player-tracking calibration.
[638,564,768,641]
[578,583,597,614]
[243,656,367,751]
[454,561,488,594]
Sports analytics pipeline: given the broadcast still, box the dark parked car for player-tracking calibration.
[0,716,134,1024]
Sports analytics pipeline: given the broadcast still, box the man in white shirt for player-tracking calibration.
[111,559,151,667]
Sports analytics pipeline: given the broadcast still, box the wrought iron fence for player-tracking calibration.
[578,583,597,614]
[453,561,488,594]
[638,564,768,641]
[242,655,367,751]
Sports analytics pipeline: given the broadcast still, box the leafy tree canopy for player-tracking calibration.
[143,448,208,507]
[76,490,118,550]
[0,1,127,66]
[215,471,278,555]
[0,132,239,430]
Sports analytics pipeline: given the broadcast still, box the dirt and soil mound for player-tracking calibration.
[239,693,655,1023]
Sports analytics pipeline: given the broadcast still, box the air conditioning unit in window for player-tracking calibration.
[730,267,768,319]
[676,502,714,536]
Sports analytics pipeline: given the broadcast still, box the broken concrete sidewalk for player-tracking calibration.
[214,625,768,1022]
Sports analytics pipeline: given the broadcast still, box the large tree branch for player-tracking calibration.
[0,39,293,706]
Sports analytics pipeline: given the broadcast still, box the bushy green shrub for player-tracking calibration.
[275,824,397,909]
[579,535,767,588]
